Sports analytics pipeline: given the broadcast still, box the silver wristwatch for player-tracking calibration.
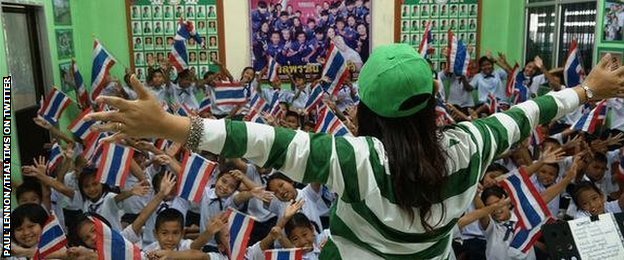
[582,85,594,100]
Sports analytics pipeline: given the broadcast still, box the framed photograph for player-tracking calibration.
[411,5,419,18]
[133,37,143,50]
[400,34,409,44]
[52,0,72,25]
[58,62,72,93]
[153,5,163,18]
[55,29,74,60]
[602,0,624,42]
[131,5,141,20]
[597,47,624,65]
[185,5,196,18]
[141,5,151,20]
[153,21,164,35]
[155,36,165,49]
[401,5,410,17]
[197,5,207,18]
[207,5,217,18]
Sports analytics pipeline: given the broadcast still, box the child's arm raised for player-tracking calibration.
[459,197,510,229]
[114,180,151,203]
[130,172,176,235]
[190,213,228,250]
[541,153,581,204]
[33,116,76,145]
[21,156,75,199]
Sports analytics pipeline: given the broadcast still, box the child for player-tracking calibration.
[170,69,200,109]
[146,67,170,103]
[572,181,624,218]
[281,111,301,130]
[468,56,508,106]
[10,204,57,259]
[266,173,323,233]
[16,178,43,205]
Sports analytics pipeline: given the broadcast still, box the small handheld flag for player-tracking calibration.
[418,21,433,58]
[564,39,585,88]
[227,208,256,260]
[304,83,325,113]
[91,39,117,102]
[214,82,247,106]
[96,143,135,188]
[93,217,142,260]
[447,30,470,76]
[264,248,305,260]
[245,93,268,123]
[33,214,68,260]
[314,106,351,136]
[435,99,455,126]
[47,142,63,176]
[178,152,218,203]
[506,63,521,98]
[198,96,212,114]
[320,44,349,96]
[38,88,73,125]
[570,100,609,134]
[68,107,96,140]
[70,59,90,108]
[486,94,499,114]
[266,56,280,82]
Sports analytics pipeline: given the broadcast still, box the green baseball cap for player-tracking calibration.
[359,44,434,118]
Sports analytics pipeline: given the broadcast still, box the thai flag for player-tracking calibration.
[46,143,63,176]
[305,83,325,113]
[320,44,349,97]
[214,82,247,106]
[269,93,284,118]
[315,106,351,136]
[199,96,212,114]
[509,221,546,253]
[68,107,96,140]
[33,214,67,260]
[38,88,72,125]
[266,56,280,82]
[245,93,268,123]
[82,132,106,164]
[175,18,204,46]
[154,138,173,152]
[264,248,305,260]
[570,100,609,134]
[168,38,189,72]
[71,59,90,108]
[93,217,142,260]
[418,21,433,58]
[91,40,117,102]
[178,152,218,203]
[564,39,585,88]
[486,94,499,114]
[176,103,194,116]
[447,30,470,76]
[529,127,545,150]
[513,81,530,104]
[226,208,256,260]
[506,63,522,98]
[96,143,135,188]
[500,168,553,230]
[435,99,455,126]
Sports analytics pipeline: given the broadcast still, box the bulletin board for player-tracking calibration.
[125,0,225,82]
[394,0,482,72]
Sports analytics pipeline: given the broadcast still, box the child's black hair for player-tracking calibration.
[480,185,508,203]
[320,10,329,16]
[280,11,289,17]
[285,111,301,122]
[266,172,293,187]
[11,203,48,244]
[257,1,267,8]
[478,56,494,67]
[155,208,185,231]
[147,67,165,84]
[16,177,43,202]
[71,212,112,248]
[541,163,560,174]
[78,167,111,201]
[571,181,603,206]
[485,163,509,175]
[175,69,193,82]
[591,152,608,164]
[203,71,216,80]
[284,212,320,237]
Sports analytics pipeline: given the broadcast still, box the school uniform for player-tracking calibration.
[482,214,536,260]
[84,192,123,231]
[121,173,152,223]
[574,200,622,218]
[316,185,336,229]
[607,98,624,131]
[457,203,486,259]
[275,185,323,233]
[469,68,507,104]
[122,224,143,244]
[285,85,310,111]
[274,19,292,32]
[439,72,474,108]
[144,239,193,252]
[251,10,271,31]
[170,83,200,109]
[143,197,191,247]
[334,85,358,113]
[244,164,279,245]
[530,174,561,216]
[148,84,170,104]
[199,187,237,247]
[245,229,331,260]
[289,41,313,65]
[61,171,84,228]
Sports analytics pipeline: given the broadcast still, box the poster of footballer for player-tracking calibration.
[249,0,371,81]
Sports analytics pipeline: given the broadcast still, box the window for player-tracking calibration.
[524,0,596,70]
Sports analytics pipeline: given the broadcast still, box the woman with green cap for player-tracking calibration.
[87,44,624,259]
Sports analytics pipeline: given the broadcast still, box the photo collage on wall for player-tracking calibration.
[129,0,222,82]
[399,0,479,72]
[52,0,75,93]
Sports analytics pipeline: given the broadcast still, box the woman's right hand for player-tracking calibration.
[582,53,624,100]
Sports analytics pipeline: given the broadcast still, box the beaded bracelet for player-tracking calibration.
[186,116,204,152]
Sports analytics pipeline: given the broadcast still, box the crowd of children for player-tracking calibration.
[10,28,624,260]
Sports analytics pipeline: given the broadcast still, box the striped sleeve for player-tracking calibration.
[197,120,375,199]
[463,87,580,165]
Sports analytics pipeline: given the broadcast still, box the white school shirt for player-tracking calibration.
[245,229,332,260]
[459,203,485,240]
[334,85,358,113]
[470,68,507,103]
[275,185,323,232]
[143,197,191,247]
[143,239,193,253]
[245,164,278,222]
[530,174,561,216]
[170,83,200,109]
[482,214,536,260]
[84,192,123,231]
[148,84,169,103]
[315,185,336,217]
[439,72,474,108]
[574,200,623,218]
[62,171,83,211]
[121,172,152,215]
[49,190,66,229]
[528,74,547,96]
[122,224,143,244]
[199,187,237,247]
[287,85,311,111]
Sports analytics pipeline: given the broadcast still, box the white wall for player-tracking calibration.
[222,0,395,75]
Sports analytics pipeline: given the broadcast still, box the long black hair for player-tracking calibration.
[357,97,448,231]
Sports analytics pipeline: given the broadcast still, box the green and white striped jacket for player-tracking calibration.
[197,88,581,259]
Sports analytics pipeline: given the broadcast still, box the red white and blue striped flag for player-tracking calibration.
[435,99,455,126]
[154,138,173,152]
[447,30,470,76]
[264,248,305,260]
[315,106,351,136]
[71,59,90,108]
[68,107,96,140]
[33,214,67,260]
[82,132,106,165]
[245,93,268,123]
[506,63,521,98]
[320,44,349,96]
[178,152,218,203]
[96,143,135,188]
[227,208,256,260]
[47,142,63,176]
[168,19,203,72]
[91,39,117,102]
[93,217,142,260]
[269,92,285,118]
[564,39,585,88]
[214,82,247,106]
[418,21,433,59]
[305,83,325,113]
[176,103,194,117]
[199,96,212,114]
[570,100,608,134]
[266,56,280,82]
[486,94,499,114]
[38,88,72,125]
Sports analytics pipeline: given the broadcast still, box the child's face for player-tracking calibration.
[586,160,607,182]
[289,226,316,250]
[297,34,306,43]
[152,72,165,86]
[18,191,41,205]
[215,173,239,198]
[83,175,103,201]
[485,195,511,222]
[268,178,296,201]
[271,33,281,44]
[577,189,605,216]
[242,68,255,81]
[155,220,184,250]
[537,165,558,187]
[14,218,42,247]
[283,116,300,130]
[78,221,97,249]
[524,62,538,77]
[480,60,494,75]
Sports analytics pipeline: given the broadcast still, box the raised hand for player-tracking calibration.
[250,186,274,203]
[284,199,304,219]
[159,171,177,196]
[153,154,172,166]
[533,56,544,69]
[33,116,53,130]
[131,180,151,196]
[540,147,566,164]
[22,156,47,177]
[606,133,624,146]
[230,169,245,181]
[206,213,228,235]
